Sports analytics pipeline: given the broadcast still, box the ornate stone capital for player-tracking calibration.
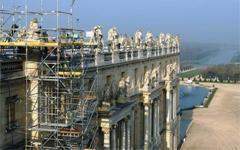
[102,127,110,134]
[142,91,152,104]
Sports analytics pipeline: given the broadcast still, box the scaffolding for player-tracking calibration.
[0,0,99,149]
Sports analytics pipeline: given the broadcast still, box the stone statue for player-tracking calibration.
[165,33,172,48]
[145,32,153,49]
[119,34,128,50]
[129,36,134,49]
[91,25,103,50]
[26,18,41,41]
[171,36,176,48]
[134,30,143,49]
[117,77,129,103]
[154,36,159,49]
[175,35,180,48]
[159,33,166,48]
[59,30,68,43]
[143,70,152,90]
[17,27,27,41]
[108,27,120,51]
[168,64,176,79]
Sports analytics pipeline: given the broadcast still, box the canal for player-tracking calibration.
[179,84,209,140]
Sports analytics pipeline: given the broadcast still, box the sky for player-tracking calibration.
[2,0,240,45]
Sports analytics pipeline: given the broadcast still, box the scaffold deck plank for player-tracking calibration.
[0,41,97,47]
[60,129,81,134]
[40,122,70,127]
[56,71,82,76]
[28,127,57,132]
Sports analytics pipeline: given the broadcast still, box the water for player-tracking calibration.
[179,85,209,140]
[180,85,209,109]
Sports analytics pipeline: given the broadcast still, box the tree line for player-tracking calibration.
[200,64,240,83]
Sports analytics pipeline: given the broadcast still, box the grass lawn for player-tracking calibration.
[204,88,218,107]
[178,69,201,78]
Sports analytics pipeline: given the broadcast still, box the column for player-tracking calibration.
[173,89,177,120]
[149,103,152,145]
[102,127,111,150]
[121,120,126,150]
[126,118,131,150]
[130,110,135,149]
[156,99,160,143]
[166,90,171,123]
[111,125,117,150]
[144,104,150,150]
[154,100,158,143]
[166,89,173,150]
[26,62,39,141]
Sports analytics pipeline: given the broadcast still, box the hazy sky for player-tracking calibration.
[2,0,240,45]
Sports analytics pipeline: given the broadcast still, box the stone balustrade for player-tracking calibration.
[85,46,180,67]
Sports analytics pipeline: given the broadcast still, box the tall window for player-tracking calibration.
[6,95,18,130]
[106,75,111,85]
[134,68,138,86]
[142,66,147,87]
[152,64,155,71]
[121,72,125,78]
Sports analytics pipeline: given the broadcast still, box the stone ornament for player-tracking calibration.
[91,25,103,50]
[108,27,120,51]
[117,77,130,103]
[145,32,153,49]
[134,30,143,49]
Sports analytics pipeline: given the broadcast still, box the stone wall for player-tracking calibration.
[0,78,25,149]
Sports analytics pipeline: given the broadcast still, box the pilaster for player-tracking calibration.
[100,118,111,150]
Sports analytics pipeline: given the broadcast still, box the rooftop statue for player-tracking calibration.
[108,27,120,51]
[175,35,180,48]
[145,32,153,49]
[159,33,166,48]
[165,33,172,48]
[129,36,134,50]
[0,24,19,42]
[134,30,143,49]
[17,28,27,41]
[171,35,179,48]
[154,36,159,49]
[27,18,41,41]
[119,34,128,50]
[91,25,103,50]
[17,18,49,42]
